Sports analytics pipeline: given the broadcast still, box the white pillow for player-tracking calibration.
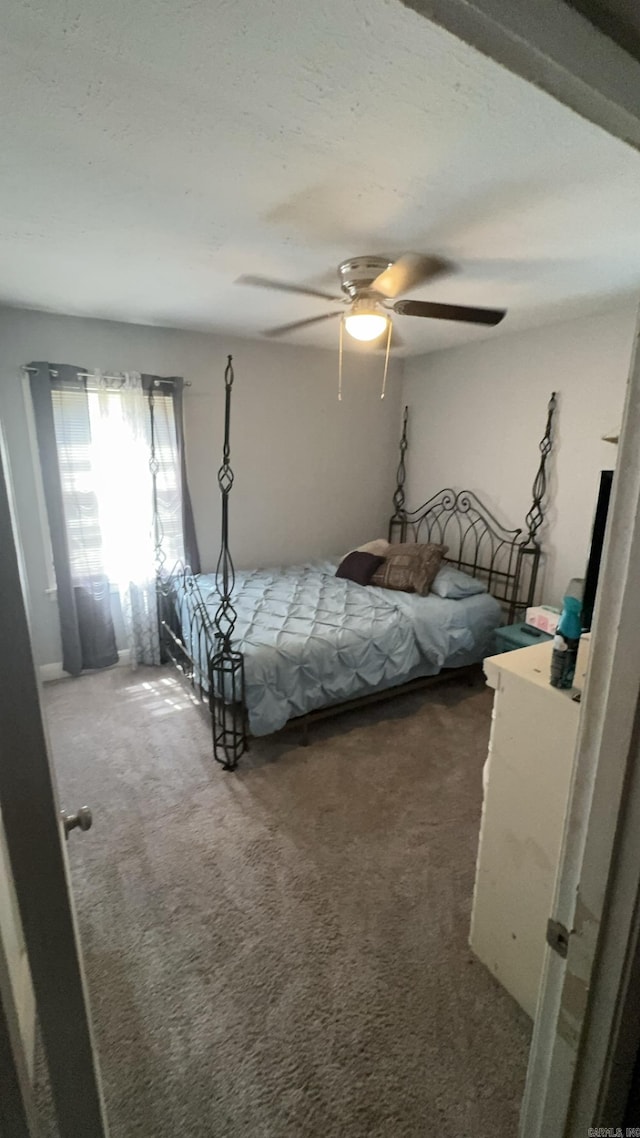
[354,538,391,559]
[431,565,487,599]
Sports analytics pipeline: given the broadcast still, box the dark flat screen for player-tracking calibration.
[582,470,614,632]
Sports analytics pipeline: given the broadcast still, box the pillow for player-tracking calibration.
[370,542,447,596]
[342,538,391,561]
[357,538,391,558]
[336,551,385,586]
[431,565,488,600]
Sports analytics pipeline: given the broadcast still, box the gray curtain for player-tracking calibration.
[142,375,201,574]
[29,363,118,676]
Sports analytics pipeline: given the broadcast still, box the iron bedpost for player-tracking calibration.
[514,391,557,617]
[526,392,557,547]
[211,355,247,770]
[389,405,409,543]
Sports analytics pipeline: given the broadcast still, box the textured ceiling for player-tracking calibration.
[2,0,640,355]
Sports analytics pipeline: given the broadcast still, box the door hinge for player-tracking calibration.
[546,918,570,958]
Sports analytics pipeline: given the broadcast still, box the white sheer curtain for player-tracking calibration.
[87,372,160,666]
[150,391,184,575]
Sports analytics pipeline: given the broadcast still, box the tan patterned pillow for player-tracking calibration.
[370,542,448,596]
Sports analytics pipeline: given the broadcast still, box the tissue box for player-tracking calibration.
[526,605,562,635]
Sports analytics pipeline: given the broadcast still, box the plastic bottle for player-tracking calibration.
[550,595,582,689]
[565,577,585,604]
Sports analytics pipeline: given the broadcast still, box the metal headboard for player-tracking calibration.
[388,395,556,622]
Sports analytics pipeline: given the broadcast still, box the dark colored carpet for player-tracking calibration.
[41,666,530,1137]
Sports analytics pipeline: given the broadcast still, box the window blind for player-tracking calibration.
[51,387,184,582]
[52,387,105,579]
[150,392,184,571]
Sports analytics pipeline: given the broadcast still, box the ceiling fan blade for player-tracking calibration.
[371,254,450,299]
[393,299,506,326]
[236,274,344,303]
[262,311,343,337]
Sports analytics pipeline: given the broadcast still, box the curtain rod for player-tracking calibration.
[21,366,191,386]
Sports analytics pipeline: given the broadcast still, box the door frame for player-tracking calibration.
[404,0,640,152]
[0,423,109,1136]
[2,5,640,1133]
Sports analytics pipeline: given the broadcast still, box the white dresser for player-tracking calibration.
[469,637,589,1019]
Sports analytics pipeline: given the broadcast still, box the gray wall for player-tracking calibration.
[0,306,403,667]
[402,301,638,605]
[4,298,635,668]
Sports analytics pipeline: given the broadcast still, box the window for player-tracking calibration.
[52,387,105,579]
[150,391,184,574]
[51,382,184,587]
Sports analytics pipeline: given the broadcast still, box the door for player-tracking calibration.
[521,319,640,1134]
[0,423,109,1135]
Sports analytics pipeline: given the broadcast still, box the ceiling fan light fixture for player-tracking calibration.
[344,301,389,342]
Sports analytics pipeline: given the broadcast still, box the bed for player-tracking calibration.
[154,359,556,769]
[171,560,503,738]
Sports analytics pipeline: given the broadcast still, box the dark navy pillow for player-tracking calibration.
[336,551,385,586]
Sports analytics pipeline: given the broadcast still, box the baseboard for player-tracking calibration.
[39,649,131,683]
[39,661,66,682]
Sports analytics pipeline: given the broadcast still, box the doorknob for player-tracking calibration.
[61,806,93,838]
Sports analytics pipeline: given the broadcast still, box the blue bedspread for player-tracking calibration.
[176,561,502,736]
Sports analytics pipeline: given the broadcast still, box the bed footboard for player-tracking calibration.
[156,565,247,769]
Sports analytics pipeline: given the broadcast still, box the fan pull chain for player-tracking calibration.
[338,316,344,402]
[380,319,393,400]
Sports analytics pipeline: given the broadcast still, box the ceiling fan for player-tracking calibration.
[237,253,506,343]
